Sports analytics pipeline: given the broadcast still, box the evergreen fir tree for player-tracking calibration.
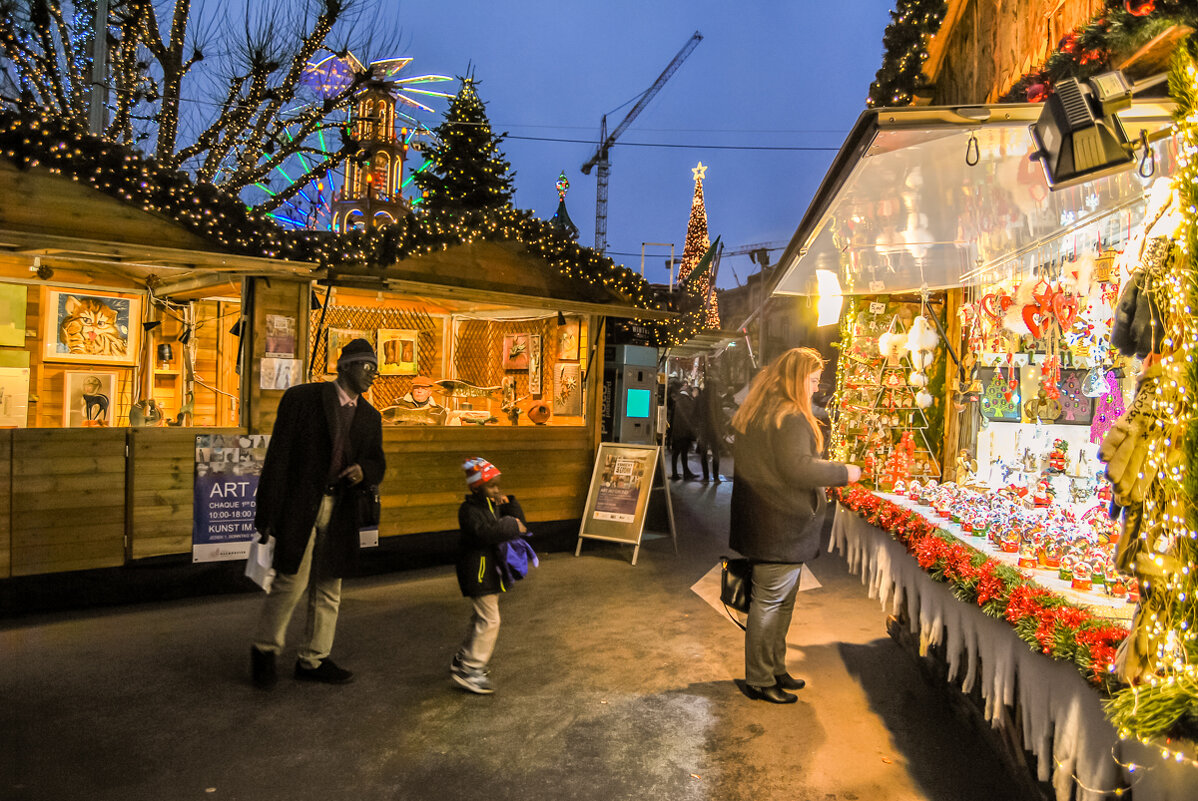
[677,162,720,329]
[415,78,516,213]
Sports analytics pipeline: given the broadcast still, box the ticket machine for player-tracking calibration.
[601,344,659,444]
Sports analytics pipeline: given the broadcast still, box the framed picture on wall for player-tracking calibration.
[326,327,370,374]
[378,329,419,375]
[556,317,580,361]
[503,333,530,370]
[64,370,117,427]
[978,366,1021,422]
[528,334,542,397]
[1055,368,1095,426]
[553,362,582,416]
[44,289,140,365]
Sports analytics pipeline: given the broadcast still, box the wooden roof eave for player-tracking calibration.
[329,240,676,321]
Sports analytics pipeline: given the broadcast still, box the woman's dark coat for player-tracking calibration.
[730,412,848,564]
[456,493,526,597]
[254,381,385,577]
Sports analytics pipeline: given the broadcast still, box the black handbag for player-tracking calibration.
[720,556,752,623]
[357,484,381,528]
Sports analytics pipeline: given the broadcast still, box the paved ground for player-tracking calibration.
[0,472,1033,801]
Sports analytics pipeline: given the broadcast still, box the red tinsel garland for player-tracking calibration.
[835,485,1128,691]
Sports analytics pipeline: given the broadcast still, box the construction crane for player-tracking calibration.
[581,31,703,254]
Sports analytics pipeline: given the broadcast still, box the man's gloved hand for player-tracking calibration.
[258,527,272,545]
[1099,369,1162,507]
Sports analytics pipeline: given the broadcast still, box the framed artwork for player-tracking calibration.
[44,289,140,365]
[1056,369,1095,426]
[556,317,580,361]
[0,283,27,347]
[553,362,582,416]
[378,329,419,375]
[503,333,530,370]
[0,366,30,427]
[528,334,542,397]
[64,370,117,427]
[326,327,369,374]
[264,314,296,358]
[978,367,1021,422]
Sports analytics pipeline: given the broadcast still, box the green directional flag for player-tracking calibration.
[682,235,720,289]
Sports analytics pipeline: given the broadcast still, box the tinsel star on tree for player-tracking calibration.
[676,162,720,329]
[414,77,515,213]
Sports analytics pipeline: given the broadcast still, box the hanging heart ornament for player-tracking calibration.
[1052,292,1079,332]
[1022,304,1046,338]
[979,292,1012,326]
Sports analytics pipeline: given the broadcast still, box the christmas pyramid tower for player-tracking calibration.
[677,162,720,329]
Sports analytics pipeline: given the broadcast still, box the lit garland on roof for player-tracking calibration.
[0,106,706,346]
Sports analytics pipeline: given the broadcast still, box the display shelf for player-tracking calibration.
[879,492,1133,620]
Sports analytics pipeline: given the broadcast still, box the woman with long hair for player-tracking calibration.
[729,347,860,703]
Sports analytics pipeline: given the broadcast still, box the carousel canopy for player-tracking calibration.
[772,100,1177,297]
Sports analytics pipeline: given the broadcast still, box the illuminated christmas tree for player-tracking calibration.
[415,78,515,212]
[677,162,720,329]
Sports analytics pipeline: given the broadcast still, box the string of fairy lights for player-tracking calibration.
[1103,41,1198,762]
[0,103,708,346]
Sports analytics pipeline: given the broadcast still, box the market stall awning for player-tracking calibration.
[771,101,1178,297]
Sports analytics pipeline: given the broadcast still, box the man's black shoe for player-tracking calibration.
[744,683,797,704]
[670,474,682,480]
[251,646,277,690]
[775,672,806,691]
[295,658,354,685]
[683,473,699,480]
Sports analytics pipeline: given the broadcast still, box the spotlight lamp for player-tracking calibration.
[557,311,567,326]
[142,321,162,333]
[1029,70,1137,190]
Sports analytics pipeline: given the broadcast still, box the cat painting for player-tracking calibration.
[47,291,138,364]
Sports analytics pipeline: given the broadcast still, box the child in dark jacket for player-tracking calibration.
[451,457,529,694]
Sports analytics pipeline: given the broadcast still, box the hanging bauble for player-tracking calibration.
[1124,1,1155,17]
[1081,368,1107,398]
[1026,82,1049,103]
[909,371,928,388]
[915,389,934,409]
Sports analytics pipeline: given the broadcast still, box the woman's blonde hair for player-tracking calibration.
[731,347,825,451]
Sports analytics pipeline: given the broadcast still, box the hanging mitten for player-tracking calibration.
[1098,367,1162,507]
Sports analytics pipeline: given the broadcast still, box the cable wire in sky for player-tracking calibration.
[504,134,838,151]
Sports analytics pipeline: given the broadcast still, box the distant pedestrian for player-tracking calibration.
[696,373,725,482]
[451,457,533,694]
[669,383,699,480]
[729,347,860,703]
[249,338,386,690]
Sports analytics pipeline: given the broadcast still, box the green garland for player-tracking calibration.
[867,0,948,108]
[1000,2,1198,102]
[0,107,706,346]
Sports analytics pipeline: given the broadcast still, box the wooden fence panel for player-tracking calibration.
[129,427,244,560]
[10,429,126,576]
[0,431,10,578]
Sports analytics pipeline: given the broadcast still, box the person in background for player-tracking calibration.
[249,338,386,689]
[669,383,699,480]
[451,457,529,695]
[400,376,442,409]
[728,347,861,704]
[695,371,725,482]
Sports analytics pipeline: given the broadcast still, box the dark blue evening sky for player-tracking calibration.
[390,1,894,289]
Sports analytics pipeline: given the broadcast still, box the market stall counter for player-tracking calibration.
[832,484,1195,801]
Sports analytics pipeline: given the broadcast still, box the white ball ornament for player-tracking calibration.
[915,389,934,409]
[909,371,928,388]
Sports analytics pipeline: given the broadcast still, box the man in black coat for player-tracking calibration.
[250,338,386,689]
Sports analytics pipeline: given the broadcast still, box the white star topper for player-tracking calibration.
[692,162,707,180]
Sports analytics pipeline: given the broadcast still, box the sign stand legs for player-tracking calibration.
[654,445,678,556]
